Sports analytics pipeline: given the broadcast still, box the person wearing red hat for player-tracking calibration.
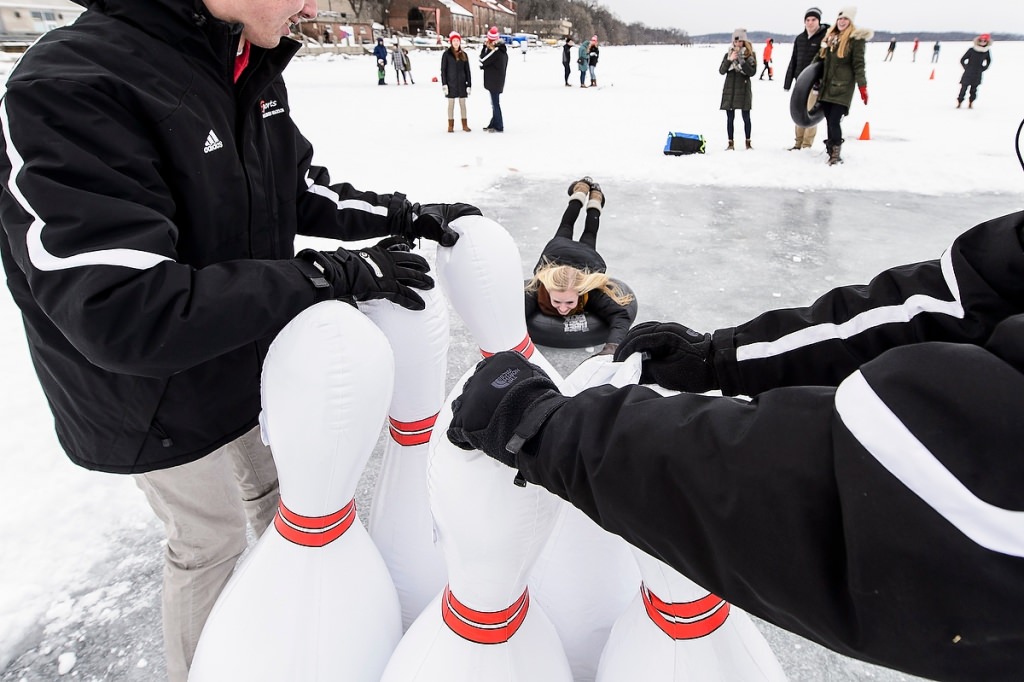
[480,27,508,132]
[441,31,472,132]
[957,34,992,109]
[587,35,600,87]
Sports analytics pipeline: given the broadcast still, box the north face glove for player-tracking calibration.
[447,351,567,469]
[612,321,718,393]
[296,237,433,311]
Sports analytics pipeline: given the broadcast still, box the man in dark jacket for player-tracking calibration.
[480,27,509,132]
[561,35,574,86]
[448,211,1024,682]
[0,1,477,678]
[784,6,829,150]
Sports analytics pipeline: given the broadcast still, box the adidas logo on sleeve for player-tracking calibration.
[203,130,223,154]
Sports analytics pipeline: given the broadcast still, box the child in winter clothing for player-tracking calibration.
[373,37,388,85]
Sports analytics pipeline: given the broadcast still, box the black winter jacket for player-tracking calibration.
[0,0,407,473]
[959,42,991,86]
[480,42,508,93]
[440,48,471,98]
[517,212,1024,681]
[784,23,829,90]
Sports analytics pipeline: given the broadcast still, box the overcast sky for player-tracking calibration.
[593,1,1022,36]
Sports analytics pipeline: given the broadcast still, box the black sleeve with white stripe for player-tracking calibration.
[517,319,1024,681]
[712,211,1024,397]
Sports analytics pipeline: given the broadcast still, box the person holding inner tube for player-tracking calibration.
[524,177,635,355]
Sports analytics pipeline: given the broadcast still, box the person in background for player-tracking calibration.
[719,27,757,150]
[520,36,528,61]
[373,36,388,85]
[931,40,941,63]
[577,37,590,87]
[323,24,332,44]
[813,6,872,166]
[525,178,634,355]
[884,36,895,61]
[480,27,508,133]
[401,46,415,85]
[562,35,574,86]
[587,35,600,87]
[784,7,829,151]
[441,31,472,132]
[957,34,992,109]
[446,209,1024,682]
[0,1,481,679]
[759,37,774,80]
[911,36,919,62]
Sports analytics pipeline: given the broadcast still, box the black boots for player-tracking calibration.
[826,139,844,166]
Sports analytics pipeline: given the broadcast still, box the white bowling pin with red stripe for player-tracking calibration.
[360,287,450,629]
[596,538,787,680]
[529,354,644,681]
[434,214,561,380]
[379,364,573,681]
[189,301,402,682]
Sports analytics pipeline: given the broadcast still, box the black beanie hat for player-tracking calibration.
[805,7,822,20]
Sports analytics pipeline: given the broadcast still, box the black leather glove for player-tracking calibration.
[447,351,567,469]
[612,321,718,392]
[296,237,433,311]
[409,202,481,246]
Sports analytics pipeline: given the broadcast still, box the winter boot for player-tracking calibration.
[567,177,593,203]
[447,119,454,133]
[827,140,844,166]
[968,100,974,109]
[955,100,962,108]
[587,181,605,212]
[591,79,597,87]
[745,139,753,150]
[725,140,735,151]
[462,118,471,132]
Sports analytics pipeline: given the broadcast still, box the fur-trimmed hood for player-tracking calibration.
[851,27,874,41]
[971,37,992,51]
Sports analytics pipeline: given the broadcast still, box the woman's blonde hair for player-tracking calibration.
[822,21,855,59]
[526,263,634,306]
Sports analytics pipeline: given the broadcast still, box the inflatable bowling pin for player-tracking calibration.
[189,301,402,681]
[529,355,644,681]
[379,366,573,681]
[434,214,561,380]
[361,288,450,629]
[597,547,788,681]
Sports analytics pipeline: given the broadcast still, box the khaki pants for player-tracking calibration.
[795,89,820,148]
[134,426,279,682]
[446,97,467,119]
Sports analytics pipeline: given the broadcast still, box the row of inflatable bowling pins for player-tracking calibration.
[189,216,787,681]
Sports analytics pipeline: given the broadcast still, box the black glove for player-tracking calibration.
[447,351,567,469]
[296,237,433,311]
[612,321,718,392]
[408,202,481,246]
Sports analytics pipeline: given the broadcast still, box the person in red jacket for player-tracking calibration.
[448,210,1024,682]
[759,37,774,80]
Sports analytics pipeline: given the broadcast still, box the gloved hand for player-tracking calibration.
[447,351,567,469]
[859,85,868,105]
[467,87,472,96]
[596,342,618,356]
[409,202,481,246]
[442,84,449,96]
[612,321,717,392]
[296,237,433,311]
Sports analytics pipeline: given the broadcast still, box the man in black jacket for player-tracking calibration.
[0,0,478,678]
[447,211,1024,682]
[561,35,574,86]
[784,7,829,150]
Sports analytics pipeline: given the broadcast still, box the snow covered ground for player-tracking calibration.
[1,40,1022,680]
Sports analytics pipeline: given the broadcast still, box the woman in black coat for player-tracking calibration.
[480,28,508,132]
[441,32,472,132]
[957,34,992,108]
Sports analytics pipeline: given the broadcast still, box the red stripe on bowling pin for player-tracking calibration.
[640,582,731,640]
[480,334,535,360]
[274,499,357,547]
[388,413,439,446]
[440,585,530,644]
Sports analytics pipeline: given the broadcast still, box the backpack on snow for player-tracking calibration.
[663,132,706,156]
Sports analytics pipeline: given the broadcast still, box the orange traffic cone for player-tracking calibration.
[929,69,935,80]
[859,122,871,140]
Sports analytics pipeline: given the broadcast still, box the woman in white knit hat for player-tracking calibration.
[812,7,873,165]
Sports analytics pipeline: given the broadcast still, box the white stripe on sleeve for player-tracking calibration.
[304,172,388,217]
[1,98,171,272]
[836,370,1024,557]
[736,248,963,362]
